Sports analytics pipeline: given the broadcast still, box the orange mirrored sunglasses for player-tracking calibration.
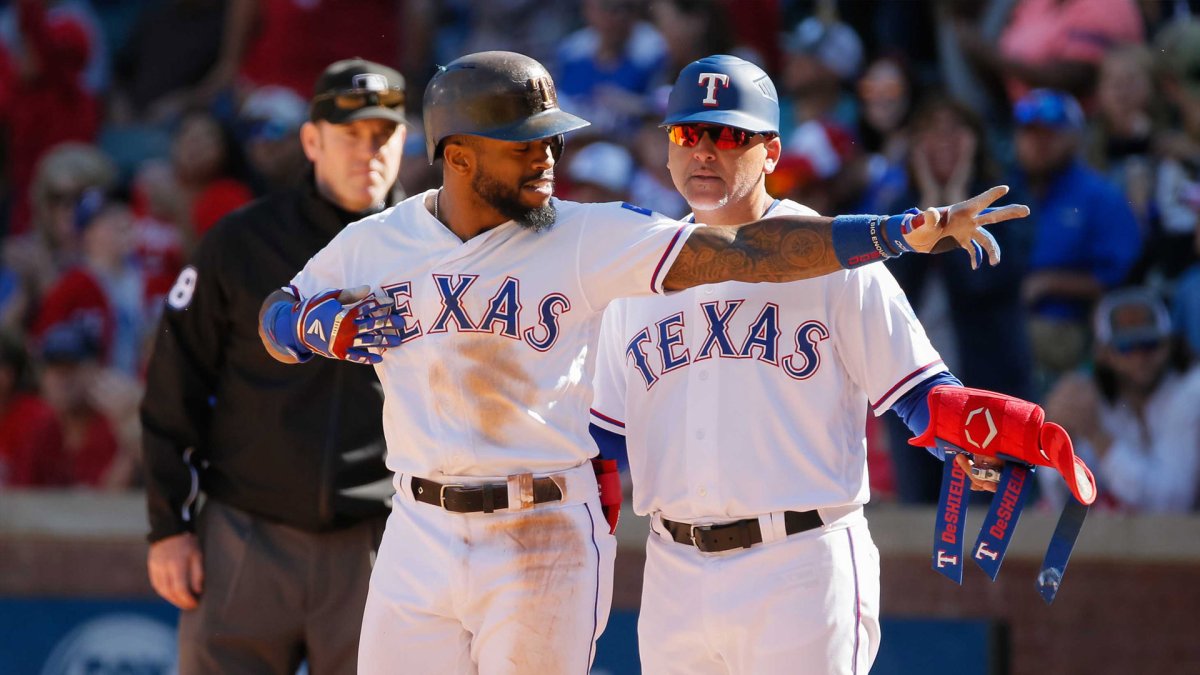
[667,123,770,150]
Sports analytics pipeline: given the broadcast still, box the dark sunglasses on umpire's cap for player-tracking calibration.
[311,58,406,125]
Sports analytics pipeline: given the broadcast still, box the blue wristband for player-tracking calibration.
[878,208,920,254]
[831,214,893,268]
[263,299,313,361]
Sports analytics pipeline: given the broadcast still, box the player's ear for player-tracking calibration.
[442,137,474,177]
[300,122,321,163]
[763,135,782,174]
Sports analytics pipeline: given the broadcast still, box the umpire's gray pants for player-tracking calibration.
[178,500,386,675]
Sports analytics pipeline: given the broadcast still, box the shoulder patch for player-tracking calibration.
[620,202,652,217]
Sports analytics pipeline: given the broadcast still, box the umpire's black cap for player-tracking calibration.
[310,59,406,125]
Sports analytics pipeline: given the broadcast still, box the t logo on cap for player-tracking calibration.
[527,76,557,111]
[698,72,730,107]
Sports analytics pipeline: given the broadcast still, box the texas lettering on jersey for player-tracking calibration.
[379,275,571,352]
[622,299,831,389]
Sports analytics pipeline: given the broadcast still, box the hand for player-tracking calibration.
[147,533,204,610]
[1044,373,1102,440]
[901,185,1029,269]
[297,286,405,364]
[955,453,1002,493]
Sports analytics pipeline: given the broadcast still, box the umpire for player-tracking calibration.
[140,59,406,674]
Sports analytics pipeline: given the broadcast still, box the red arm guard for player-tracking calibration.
[909,385,1097,505]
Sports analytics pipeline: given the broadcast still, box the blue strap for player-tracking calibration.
[879,208,919,254]
[971,463,1033,580]
[931,439,969,584]
[1037,499,1089,604]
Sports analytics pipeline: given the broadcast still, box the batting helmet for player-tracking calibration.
[661,55,780,135]
[423,51,590,163]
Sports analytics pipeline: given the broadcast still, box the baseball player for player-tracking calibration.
[255,51,1027,674]
[590,55,1064,674]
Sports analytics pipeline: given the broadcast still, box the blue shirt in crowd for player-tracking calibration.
[1012,159,1142,321]
[555,22,666,134]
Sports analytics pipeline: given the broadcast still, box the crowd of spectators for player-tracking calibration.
[0,0,1197,515]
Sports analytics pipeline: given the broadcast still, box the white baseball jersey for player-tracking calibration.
[289,189,697,480]
[591,199,947,522]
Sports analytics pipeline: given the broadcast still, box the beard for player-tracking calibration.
[472,169,557,232]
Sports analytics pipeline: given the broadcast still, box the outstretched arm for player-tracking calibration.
[663,186,1028,291]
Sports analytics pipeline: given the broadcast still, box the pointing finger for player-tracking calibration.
[973,203,1029,227]
[963,185,1009,213]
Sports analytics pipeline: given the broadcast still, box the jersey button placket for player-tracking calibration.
[685,360,720,512]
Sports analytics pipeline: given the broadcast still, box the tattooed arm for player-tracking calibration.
[663,185,1029,291]
[663,216,840,290]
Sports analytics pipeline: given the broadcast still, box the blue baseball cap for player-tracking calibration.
[1013,89,1085,130]
[1094,287,1172,353]
[661,55,780,134]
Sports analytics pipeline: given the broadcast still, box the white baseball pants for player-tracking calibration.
[638,506,880,675]
[357,463,616,674]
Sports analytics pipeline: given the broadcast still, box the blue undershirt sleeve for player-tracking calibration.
[888,370,963,459]
[589,423,629,473]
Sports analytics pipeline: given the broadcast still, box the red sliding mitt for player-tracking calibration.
[909,385,1097,506]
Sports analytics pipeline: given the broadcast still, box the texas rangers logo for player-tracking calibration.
[935,550,959,568]
[964,406,997,449]
[975,541,1000,561]
[697,72,730,106]
[527,76,557,111]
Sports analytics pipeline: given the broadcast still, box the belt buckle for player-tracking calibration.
[439,483,464,509]
[689,523,712,551]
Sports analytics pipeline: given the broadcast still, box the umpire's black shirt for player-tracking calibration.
[141,177,398,543]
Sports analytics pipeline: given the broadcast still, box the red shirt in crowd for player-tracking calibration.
[0,0,100,233]
[239,0,400,96]
[0,393,116,488]
[192,177,254,237]
[0,393,61,486]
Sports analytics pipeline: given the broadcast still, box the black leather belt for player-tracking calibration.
[661,511,823,553]
[410,476,563,513]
